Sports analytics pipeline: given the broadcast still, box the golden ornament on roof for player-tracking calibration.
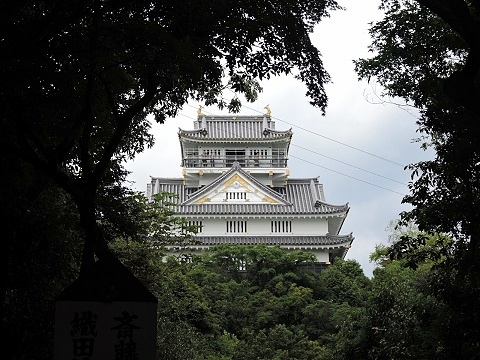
[264,104,271,116]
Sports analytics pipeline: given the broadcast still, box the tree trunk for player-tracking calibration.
[78,185,96,278]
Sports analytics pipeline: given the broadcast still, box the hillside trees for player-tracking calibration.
[366,224,448,359]
[0,0,339,282]
[367,255,447,359]
[111,243,372,359]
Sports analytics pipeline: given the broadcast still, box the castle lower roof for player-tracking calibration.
[187,234,353,247]
[167,234,354,259]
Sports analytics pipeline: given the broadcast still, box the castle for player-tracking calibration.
[147,109,353,266]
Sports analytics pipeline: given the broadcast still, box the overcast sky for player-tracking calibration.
[125,0,432,277]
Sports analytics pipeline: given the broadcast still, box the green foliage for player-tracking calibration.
[319,258,370,307]
[109,227,479,359]
[110,214,479,359]
[372,220,453,270]
[109,241,372,359]
[234,324,331,360]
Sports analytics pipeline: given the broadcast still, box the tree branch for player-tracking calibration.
[0,133,80,199]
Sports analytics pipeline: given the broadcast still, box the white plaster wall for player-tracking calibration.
[293,218,329,235]
[201,218,225,234]
[190,216,328,236]
[310,250,330,262]
[245,218,264,235]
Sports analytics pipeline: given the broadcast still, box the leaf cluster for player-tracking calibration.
[354,0,467,109]
[369,221,480,358]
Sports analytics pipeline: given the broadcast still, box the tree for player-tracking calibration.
[355,1,480,261]
[111,243,333,359]
[313,259,370,359]
[355,3,480,354]
[318,258,370,307]
[414,0,480,112]
[367,260,446,359]
[3,2,341,353]
[233,324,331,360]
[1,0,339,281]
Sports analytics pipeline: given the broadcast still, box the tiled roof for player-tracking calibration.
[187,234,354,246]
[179,115,292,140]
[149,177,348,216]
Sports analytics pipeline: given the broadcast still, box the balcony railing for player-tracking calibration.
[182,155,288,168]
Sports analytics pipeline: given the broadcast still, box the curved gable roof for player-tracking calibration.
[178,115,292,141]
[183,162,292,206]
[150,176,348,216]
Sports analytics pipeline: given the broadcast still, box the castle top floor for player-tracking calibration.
[178,113,293,188]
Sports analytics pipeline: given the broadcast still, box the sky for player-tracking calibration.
[125,0,432,277]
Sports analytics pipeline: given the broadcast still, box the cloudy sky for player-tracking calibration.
[125,0,432,277]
